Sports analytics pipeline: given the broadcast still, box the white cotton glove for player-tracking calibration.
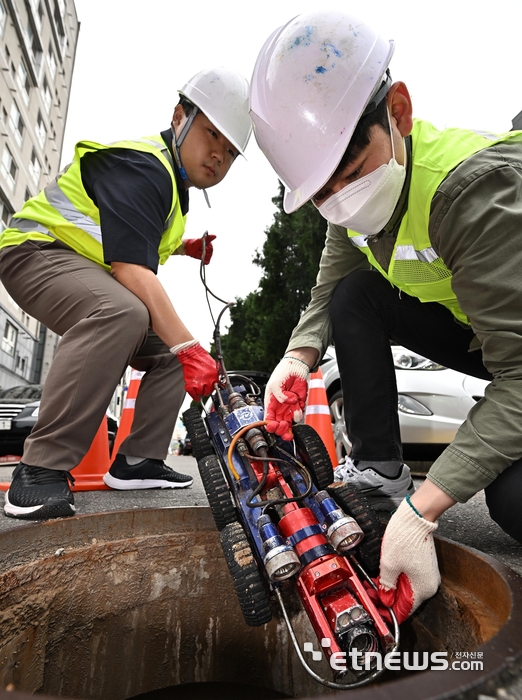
[376,497,441,624]
[264,356,310,441]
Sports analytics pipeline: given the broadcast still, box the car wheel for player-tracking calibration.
[329,389,352,462]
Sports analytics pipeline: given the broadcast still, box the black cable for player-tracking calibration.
[246,458,270,508]
[245,452,314,508]
[196,232,235,391]
[199,233,230,316]
[227,374,261,396]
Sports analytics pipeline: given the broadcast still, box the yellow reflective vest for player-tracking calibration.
[0,135,186,269]
[347,119,522,324]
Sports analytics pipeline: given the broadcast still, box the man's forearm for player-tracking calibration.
[110,262,193,348]
[410,478,456,522]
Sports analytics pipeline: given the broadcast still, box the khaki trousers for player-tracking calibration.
[0,240,185,471]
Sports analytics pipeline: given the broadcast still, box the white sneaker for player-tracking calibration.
[333,457,415,512]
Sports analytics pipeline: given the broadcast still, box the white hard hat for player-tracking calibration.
[250,11,395,212]
[179,67,253,156]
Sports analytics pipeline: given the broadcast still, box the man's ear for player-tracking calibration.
[172,103,185,129]
[386,82,413,137]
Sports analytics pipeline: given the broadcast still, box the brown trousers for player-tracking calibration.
[0,240,185,471]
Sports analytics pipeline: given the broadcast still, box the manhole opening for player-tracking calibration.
[0,510,514,700]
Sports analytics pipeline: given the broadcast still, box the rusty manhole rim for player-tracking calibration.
[1,508,522,700]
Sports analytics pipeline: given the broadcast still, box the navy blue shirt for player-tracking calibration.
[80,129,189,273]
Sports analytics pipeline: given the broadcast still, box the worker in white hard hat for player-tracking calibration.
[0,67,252,520]
[250,10,522,623]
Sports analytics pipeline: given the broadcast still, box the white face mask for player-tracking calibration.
[317,109,406,236]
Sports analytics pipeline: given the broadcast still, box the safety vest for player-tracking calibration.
[0,135,186,269]
[347,119,522,324]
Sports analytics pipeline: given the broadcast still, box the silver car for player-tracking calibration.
[320,345,490,461]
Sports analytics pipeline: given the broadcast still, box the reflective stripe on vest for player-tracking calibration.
[347,119,522,324]
[45,180,102,243]
[394,245,439,263]
[9,218,55,237]
[349,235,368,249]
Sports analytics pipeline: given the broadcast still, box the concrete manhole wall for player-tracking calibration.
[1,508,522,700]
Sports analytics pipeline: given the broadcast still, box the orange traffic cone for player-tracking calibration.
[110,369,144,459]
[0,419,113,492]
[305,367,338,467]
[72,418,112,491]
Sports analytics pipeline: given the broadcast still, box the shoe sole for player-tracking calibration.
[4,492,75,520]
[103,473,193,490]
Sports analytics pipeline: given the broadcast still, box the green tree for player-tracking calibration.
[217,182,327,373]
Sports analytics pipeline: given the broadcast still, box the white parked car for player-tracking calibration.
[320,345,490,461]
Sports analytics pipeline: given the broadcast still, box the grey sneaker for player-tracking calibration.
[333,457,415,511]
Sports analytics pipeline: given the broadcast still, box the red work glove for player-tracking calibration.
[172,341,219,399]
[183,234,216,265]
[375,497,440,624]
[264,356,310,441]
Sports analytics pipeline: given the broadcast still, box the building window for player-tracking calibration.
[52,0,67,53]
[0,197,12,231]
[24,187,32,202]
[29,148,41,185]
[8,101,24,148]
[15,354,28,375]
[16,60,31,105]
[30,0,44,31]
[53,0,67,53]
[26,22,43,76]
[42,76,52,113]
[47,42,56,80]
[35,109,46,148]
[1,146,17,190]
[2,321,17,356]
[0,0,6,37]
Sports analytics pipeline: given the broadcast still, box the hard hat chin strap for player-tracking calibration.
[171,105,199,182]
[362,71,392,117]
[171,104,211,208]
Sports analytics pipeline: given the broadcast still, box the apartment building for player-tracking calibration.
[0,0,79,391]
